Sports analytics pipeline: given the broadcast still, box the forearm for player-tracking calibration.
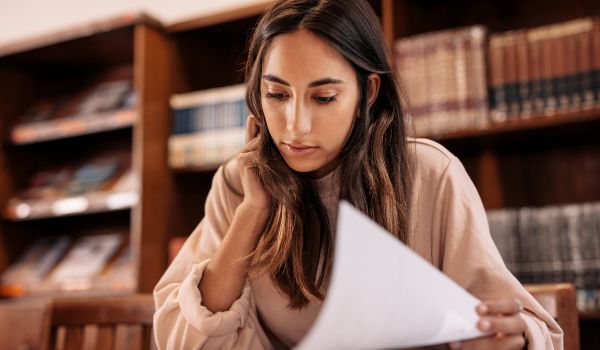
[199,203,267,313]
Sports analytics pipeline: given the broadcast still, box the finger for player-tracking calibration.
[477,298,523,316]
[245,115,260,143]
[451,333,525,350]
[477,315,526,335]
[239,135,261,154]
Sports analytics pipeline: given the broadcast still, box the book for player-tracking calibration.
[394,26,489,136]
[72,79,134,117]
[487,201,600,312]
[10,79,136,144]
[94,245,136,291]
[169,84,247,169]
[46,233,123,291]
[0,236,71,296]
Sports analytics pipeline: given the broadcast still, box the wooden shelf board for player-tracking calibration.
[423,107,600,142]
[3,190,139,221]
[171,163,223,173]
[167,2,272,33]
[579,311,600,320]
[0,286,137,300]
[10,109,136,145]
[0,13,161,58]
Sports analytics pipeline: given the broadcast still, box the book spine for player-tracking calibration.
[540,28,558,114]
[468,26,489,129]
[592,19,600,104]
[575,26,595,108]
[514,30,532,117]
[503,32,520,119]
[551,25,570,111]
[488,35,508,123]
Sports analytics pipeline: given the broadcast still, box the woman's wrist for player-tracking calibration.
[236,202,270,233]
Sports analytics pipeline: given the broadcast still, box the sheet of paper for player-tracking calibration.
[295,201,490,349]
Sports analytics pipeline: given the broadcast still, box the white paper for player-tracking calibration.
[295,201,490,349]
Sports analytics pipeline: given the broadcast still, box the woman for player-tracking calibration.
[153,0,562,349]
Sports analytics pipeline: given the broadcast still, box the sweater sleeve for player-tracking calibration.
[152,164,273,350]
[433,156,563,350]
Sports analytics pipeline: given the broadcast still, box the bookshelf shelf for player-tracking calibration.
[0,283,136,299]
[10,109,137,145]
[424,107,600,142]
[2,190,138,221]
[579,311,600,320]
[171,163,223,173]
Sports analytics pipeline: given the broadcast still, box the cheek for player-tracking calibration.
[262,102,285,140]
[318,103,356,150]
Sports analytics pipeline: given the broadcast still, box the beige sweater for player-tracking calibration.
[153,138,563,349]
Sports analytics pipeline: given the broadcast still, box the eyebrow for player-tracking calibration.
[262,74,344,87]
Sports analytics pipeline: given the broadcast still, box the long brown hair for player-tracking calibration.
[242,0,413,309]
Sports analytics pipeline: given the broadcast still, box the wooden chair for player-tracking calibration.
[44,294,155,350]
[525,283,580,350]
[0,298,51,350]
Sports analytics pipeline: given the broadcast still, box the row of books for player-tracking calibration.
[393,17,600,137]
[394,26,489,136]
[3,152,137,220]
[488,18,600,121]
[0,233,135,297]
[169,84,247,169]
[11,78,136,144]
[487,201,600,312]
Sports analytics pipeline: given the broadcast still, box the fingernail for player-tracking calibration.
[480,319,491,331]
[477,303,488,314]
[449,342,461,349]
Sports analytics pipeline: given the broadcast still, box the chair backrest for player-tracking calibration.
[525,283,580,350]
[45,294,155,350]
[0,298,50,350]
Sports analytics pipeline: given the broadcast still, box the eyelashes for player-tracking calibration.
[264,92,337,105]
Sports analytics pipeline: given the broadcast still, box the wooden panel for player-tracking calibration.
[0,13,161,62]
[167,2,271,33]
[51,295,154,326]
[391,0,600,40]
[96,325,115,350]
[64,326,83,350]
[82,325,98,350]
[526,283,580,350]
[0,299,51,350]
[381,0,394,48]
[132,24,174,293]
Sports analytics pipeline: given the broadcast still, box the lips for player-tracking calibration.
[282,142,318,155]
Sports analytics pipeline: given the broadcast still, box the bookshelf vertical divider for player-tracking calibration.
[132,24,174,292]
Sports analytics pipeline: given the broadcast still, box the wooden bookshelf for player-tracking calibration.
[0,0,598,347]
[384,1,600,348]
[0,13,172,301]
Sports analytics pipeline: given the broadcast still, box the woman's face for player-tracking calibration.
[260,29,360,178]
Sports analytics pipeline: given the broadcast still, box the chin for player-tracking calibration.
[282,157,323,173]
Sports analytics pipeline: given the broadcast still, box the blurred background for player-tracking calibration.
[0,0,599,349]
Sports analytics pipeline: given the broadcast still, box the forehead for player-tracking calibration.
[262,29,355,83]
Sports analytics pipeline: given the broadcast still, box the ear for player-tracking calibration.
[366,73,381,108]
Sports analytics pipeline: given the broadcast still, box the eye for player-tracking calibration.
[265,92,287,100]
[314,95,337,104]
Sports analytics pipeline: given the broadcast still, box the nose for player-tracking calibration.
[286,98,311,137]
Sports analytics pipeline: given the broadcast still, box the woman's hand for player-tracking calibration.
[237,115,270,211]
[450,298,527,350]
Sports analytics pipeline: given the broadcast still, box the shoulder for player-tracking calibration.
[407,137,457,182]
